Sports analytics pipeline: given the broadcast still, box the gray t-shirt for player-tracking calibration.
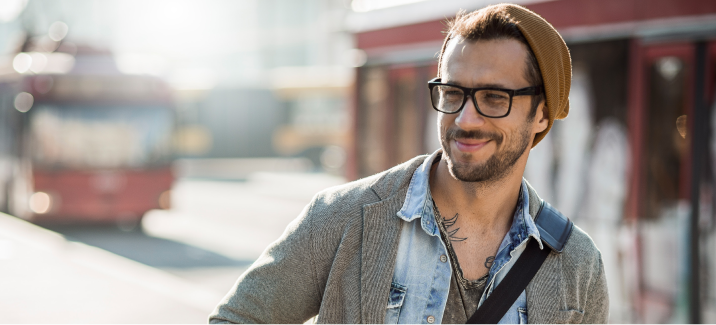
[433,200,488,324]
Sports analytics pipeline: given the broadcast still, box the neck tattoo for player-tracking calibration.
[442,213,468,243]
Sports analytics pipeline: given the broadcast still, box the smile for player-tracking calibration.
[454,139,491,152]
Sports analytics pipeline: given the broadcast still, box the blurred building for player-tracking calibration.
[348,0,716,323]
[1,0,355,170]
[258,0,354,171]
[162,0,356,171]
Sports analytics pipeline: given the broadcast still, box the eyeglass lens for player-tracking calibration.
[431,85,511,117]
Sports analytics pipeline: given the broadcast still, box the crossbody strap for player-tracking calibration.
[466,239,549,324]
[466,201,573,324]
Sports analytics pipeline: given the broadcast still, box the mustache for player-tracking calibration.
[445,127,503,145]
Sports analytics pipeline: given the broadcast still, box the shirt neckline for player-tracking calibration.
[396,150,542,245]
[432,197,489,290]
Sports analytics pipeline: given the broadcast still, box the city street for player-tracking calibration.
[142,172,345,293]
[0,172,345,323]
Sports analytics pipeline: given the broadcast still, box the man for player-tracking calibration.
[210,4,608,324]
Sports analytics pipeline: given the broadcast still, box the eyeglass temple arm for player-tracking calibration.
[515,85,543,96]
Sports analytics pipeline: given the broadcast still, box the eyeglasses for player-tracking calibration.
[428,78,543,118]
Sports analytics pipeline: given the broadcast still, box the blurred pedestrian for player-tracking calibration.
[210,4,607,324]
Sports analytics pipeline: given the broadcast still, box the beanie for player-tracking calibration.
[500,4,572,147]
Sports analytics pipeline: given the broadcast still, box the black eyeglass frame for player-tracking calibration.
[428,77,543,118]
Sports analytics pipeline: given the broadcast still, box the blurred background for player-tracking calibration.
[0,0,715,323]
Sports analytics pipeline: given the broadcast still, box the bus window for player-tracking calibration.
[29,105,173,170]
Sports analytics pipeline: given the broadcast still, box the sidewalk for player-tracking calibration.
[142,172,347,261]
[0,212,223,324]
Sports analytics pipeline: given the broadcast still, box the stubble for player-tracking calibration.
[441,120,532,184]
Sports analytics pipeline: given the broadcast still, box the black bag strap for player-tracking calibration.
[466,239,548,324]
[466,201,573,324]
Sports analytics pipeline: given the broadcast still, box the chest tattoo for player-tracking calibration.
[443,213,468,243]
[484,256,495,268]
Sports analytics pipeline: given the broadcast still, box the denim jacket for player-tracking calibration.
[386,151,543,324]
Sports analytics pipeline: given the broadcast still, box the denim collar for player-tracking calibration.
[396,150,542,248]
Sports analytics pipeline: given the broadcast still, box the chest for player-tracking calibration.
[440,220,506,280]
[449,237,502,280]
[386,217,530,324]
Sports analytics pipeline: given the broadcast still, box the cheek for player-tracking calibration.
[494,120,524,146]
[506,120,533,145]
[437,113,449,136]
[438,112,457,127]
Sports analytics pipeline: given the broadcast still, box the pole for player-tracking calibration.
[689,40,707,324]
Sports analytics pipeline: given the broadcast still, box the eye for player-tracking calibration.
[476,90,508,104]
[484,91,508,100]
[441,89,463,101]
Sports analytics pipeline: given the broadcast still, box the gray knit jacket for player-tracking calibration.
[209,156,609,324]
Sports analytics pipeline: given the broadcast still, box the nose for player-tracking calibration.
[455,96,487,130]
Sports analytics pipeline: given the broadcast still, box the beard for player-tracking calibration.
[440,121,532,183]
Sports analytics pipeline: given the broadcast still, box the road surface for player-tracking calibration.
[0,172,345,323]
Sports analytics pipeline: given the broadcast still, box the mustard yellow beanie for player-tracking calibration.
[502,4,571,146]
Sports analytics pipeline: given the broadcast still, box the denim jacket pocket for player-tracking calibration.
[517,307,528,324]
[385,282,407,323]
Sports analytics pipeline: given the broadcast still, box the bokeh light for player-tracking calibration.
[28,192,51,214]
[12,53,32,73]
[13,92,33,113]
[48,21,69,41]
[0,0,27,22]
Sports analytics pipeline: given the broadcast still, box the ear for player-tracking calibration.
[533,102,549,134]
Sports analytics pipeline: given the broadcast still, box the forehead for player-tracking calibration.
[441,37,530,87]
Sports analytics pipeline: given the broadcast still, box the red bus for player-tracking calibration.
[2,52,174,226]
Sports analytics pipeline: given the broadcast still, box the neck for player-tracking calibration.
[429,153,526,230]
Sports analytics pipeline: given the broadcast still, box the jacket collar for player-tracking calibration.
[368,156,427,202]
[396,150,441,223]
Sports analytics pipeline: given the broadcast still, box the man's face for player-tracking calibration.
[438,38,546,183]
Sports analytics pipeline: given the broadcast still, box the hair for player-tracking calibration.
[437,6,545,117]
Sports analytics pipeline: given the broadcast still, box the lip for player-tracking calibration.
[454,139,490,152]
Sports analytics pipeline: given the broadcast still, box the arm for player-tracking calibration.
[580,252,609,324]
[209,201,322,324]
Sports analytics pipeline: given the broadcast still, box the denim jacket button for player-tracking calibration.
[439,255,447,263]
[427,315,435,323]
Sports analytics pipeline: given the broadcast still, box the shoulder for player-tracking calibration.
[525,181,603,271]
[564,225,601,267]
[560,224,602,271]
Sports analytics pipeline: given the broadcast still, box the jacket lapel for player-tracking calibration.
[355,156,427,323]
[360,193,405,324]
